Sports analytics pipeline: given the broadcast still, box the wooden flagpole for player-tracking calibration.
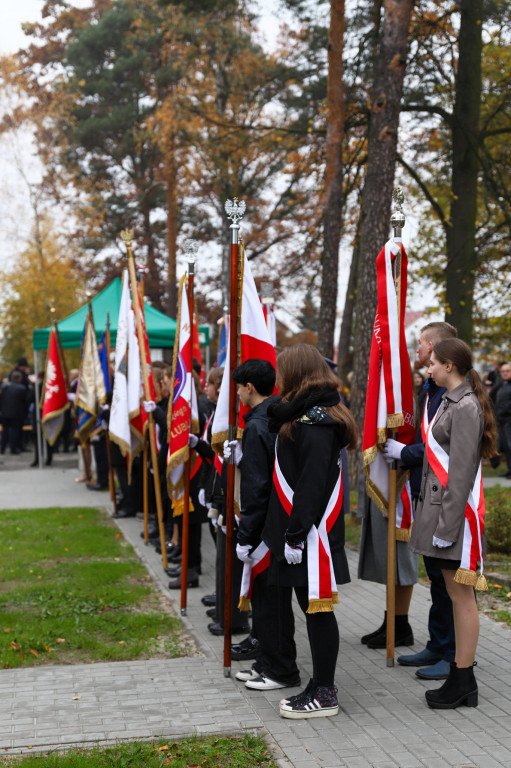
[223,198,245,676]
[386,187,406,667]
[121,230,168,571]
[179,239,199,615]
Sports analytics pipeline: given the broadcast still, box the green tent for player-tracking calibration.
[32,278,210,350]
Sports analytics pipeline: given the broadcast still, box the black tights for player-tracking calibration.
[294,586,339,687]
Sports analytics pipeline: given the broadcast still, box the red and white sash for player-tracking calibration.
[425,408,487,591]
[238,542,271,611]
[273,452,343,613]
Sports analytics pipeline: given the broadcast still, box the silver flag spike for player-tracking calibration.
[224,198,246,225]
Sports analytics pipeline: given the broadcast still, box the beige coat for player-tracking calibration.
[409,381,483,561]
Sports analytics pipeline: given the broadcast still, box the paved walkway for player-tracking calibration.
[1,453,511,767]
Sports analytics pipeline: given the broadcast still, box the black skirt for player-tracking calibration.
[425,555,461,571]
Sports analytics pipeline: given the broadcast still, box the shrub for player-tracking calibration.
[485,487,511,555]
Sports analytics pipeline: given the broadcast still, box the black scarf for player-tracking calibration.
[267,386,340,433]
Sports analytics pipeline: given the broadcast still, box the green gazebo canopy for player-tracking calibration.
[32,278,209,350]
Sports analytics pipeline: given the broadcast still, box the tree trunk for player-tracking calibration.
[317,0,345,358]
[166,143,178,319]
[445,0,482,343]
[350,0,414,434]
[337,231,359,380]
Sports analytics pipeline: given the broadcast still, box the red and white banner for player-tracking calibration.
[211,248,276,454]
[425,410,487,590]
[238,541,271,611]
[167,274,199,496]
[362,239,415,539]
[273,449,342,613]
[41,328,69,446]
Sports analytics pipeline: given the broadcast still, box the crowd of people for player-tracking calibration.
[1,331,509,719]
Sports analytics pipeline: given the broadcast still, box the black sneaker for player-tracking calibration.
[231,635,259,661]
[279,683,339,719]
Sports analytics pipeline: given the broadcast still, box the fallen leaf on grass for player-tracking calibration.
[29,650,39,657]
[118,641,125,645]
[10,641,21,651]
[114,533,122,539]
[3,628,13,633]
[157,745,169,751]
[56,638,66,644]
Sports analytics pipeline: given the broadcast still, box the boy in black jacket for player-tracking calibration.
[232,359,300,691]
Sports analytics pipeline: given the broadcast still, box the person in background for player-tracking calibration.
[492,362,511,479]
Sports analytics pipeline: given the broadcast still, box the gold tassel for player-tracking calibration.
[395,527,411,542]
[475,574,488,592]
[454,567,477,587]
[238,596,250,611]
[332,591,340,605]
[306,598,335,614]
[387,413,404,429]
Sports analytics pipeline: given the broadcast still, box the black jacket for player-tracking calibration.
[237,394,279,548]
[0,381,28,422]
[495,380,511,420]
[400,379,446,498]
[262,407,350,587]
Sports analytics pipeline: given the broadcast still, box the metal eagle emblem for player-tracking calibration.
[224,198,246,225]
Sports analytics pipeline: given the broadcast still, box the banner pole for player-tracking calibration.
[386,188,406,667]
[223,198,245,677]
[180,240,198,615]
[121,230,168,571]
[105,313,118,514]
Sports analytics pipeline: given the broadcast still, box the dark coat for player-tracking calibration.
[495,379,511,420]
[401,379,446,498]
[409,382,483,560]
[237,394,279,548]
[0,381,28,422]
[262,408,350,587]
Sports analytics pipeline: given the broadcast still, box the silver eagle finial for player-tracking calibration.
[224,198,246,226]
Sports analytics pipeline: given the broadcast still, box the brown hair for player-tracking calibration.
[276,344,358,448]
[432,339,497,458]
[192,370,204,398]
[420,321,457,341]
[207,367,224,400]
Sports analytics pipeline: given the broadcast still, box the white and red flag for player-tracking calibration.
[362,239,415,540]
[129,286,157,457]
[167,274,199,501]
[41,328,69,446]
[211,247,276,454]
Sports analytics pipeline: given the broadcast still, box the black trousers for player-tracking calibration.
[295,586,339,687]
[251,570,300,685]
[215,526,250,631]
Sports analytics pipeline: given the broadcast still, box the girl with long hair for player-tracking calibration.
[263,344,358,719]
[409,338,497,709]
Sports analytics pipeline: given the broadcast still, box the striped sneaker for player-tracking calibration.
[235,666,260,682]
[279,684,339,719]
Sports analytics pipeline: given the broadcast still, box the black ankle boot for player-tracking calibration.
[361,612,387,645]
[425,661,478,709]
[366,613,414,649]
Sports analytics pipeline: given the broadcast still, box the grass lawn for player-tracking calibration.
[0,507,191,669]
[4,735,275,767]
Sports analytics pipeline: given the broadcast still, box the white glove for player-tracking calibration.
[223,439,243,465]
[188,433,199,448]
[198,488,206,506]
[383,439,405,463]
[143,400,156,413]
[284,542,303,565]
[433,536,453,548]
[236,543,252,563]
[67,392,76,402]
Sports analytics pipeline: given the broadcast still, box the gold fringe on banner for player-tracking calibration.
[395,527,411,542]
[453,567,487,589]
[306,593,339,614]
[386,413,404,430]
[238,596,251,612]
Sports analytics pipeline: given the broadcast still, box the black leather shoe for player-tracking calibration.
[361,613,386,645]
[206,608,216,619]
[201,594,216,607]
[113,508,137,518]
[140,526,159,540]
[168,569,199,589]
[367,621,414,649]
[231,635,259,661]
[208,622,249,636]
[86,482,108,491]
[165,565,182,578]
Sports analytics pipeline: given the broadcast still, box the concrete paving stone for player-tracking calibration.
[382,751,424,768]
[471,758,511,768]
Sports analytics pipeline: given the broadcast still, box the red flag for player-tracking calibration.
[362,239,415,539]
[211,246,276,453]
[192,303,205,386]
[41,329,70,446]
